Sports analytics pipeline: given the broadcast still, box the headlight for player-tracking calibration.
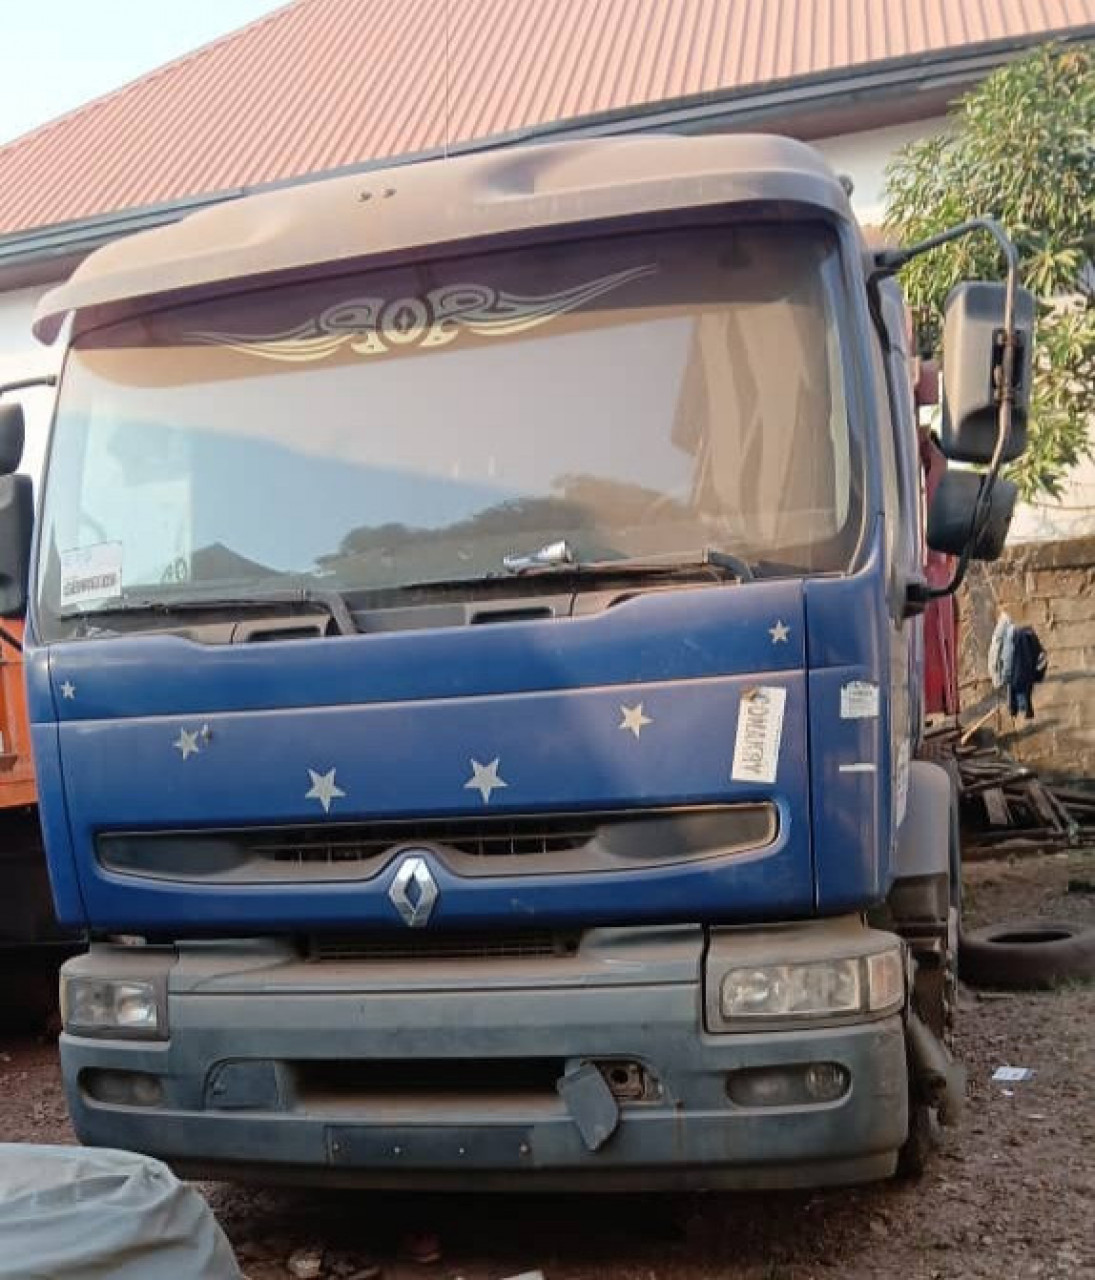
[61,977,163,1037]
[721,958,861,1019]
[720,946,904,1022]
[866,948,905,1011]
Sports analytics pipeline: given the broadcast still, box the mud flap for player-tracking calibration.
[557,1062,620,1152]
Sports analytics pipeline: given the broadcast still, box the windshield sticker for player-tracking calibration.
[188,265,658,363]
[840,680,880,720]
[731,686,786,786]
[60,542,123,607]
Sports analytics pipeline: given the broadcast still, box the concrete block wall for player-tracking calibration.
[959,537,1095,784]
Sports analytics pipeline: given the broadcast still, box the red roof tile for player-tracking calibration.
[0,0,1091,236]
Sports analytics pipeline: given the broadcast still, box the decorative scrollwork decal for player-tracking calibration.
[189,264,657,362]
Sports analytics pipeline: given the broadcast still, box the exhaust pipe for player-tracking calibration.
[905,1011,966,1126]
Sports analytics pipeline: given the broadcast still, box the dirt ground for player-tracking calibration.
[1,850,1092,1280]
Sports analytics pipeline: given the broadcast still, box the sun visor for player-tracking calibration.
[34,134,851,344]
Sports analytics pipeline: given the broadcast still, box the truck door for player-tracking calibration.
[871,284,923,842]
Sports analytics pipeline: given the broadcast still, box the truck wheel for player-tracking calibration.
[901,764,963,1179]
[959,920,1095,990]
[910,774,962,1043]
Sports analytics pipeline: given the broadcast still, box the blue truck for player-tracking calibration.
[0,134,1032,1189]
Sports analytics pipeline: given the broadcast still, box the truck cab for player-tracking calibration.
[2,134,1029,1188]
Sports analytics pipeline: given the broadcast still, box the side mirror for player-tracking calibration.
[0,474,34,616]
[926,468,1016,562]
[0,402,25,475]
[941,282,1035,464]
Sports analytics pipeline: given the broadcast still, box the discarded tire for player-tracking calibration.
[959,919,1095,990]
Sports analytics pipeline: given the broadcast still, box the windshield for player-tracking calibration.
[36,222,861,633]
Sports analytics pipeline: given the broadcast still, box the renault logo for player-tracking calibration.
[388,854,439,928]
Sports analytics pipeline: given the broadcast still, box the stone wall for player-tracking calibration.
[959,537,1095,784]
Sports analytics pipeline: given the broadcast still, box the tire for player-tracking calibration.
[900,773,962,1178]
[959,919,1095,990]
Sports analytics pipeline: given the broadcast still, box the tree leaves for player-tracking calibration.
[884,44,1095,499]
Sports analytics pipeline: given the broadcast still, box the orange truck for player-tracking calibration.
[0,618,76,1024]
[0,621,35,806]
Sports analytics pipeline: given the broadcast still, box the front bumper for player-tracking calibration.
[59,922,909,1190]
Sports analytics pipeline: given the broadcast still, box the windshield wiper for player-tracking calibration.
[501,543,755,583]
[379,547,756,597]
[61,587,357,636]
[502,539,577,572]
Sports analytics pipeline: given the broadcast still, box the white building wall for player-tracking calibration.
[1008,457,1095,541]
[812,117,948,228]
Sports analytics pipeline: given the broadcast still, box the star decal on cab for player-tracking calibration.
[619,703,652,739]
[464,757,507,804]
[173,728,201,761]
[305,767,345,813]
[173,724,211,761]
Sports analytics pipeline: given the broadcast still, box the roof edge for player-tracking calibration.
[0,1,297,153]
[5,26,1091,289]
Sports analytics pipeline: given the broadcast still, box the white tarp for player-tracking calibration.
[0,1145,241,1279]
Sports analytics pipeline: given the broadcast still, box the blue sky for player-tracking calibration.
[1,0,286,145]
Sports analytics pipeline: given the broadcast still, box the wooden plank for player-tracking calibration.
[1026,781,1065,834]
[960,706,998,747]
[966,825,1058,845]
[963,838,1063,862]
[981,788,1011,827]
[962,769,1032,796]
[1048,786,1095,808]
[960,760,1011,774]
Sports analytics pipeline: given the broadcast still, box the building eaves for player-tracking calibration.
[0,23,1091,287]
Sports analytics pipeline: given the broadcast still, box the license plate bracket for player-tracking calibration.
[327,1124,534,1168]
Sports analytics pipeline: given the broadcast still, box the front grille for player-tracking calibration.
[307,930,578,961]
[263,815,599,867]
[97,803,777,883]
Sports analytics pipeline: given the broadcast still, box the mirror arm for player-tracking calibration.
[0,374,56,397]
[872,218,1021,604]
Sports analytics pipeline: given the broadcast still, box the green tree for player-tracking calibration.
[884,43,1095,499]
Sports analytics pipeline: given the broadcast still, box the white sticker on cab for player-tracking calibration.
[60,542,123,607]
[840,680,880,720]
[895,739,911,825]
[731,686,787,785]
